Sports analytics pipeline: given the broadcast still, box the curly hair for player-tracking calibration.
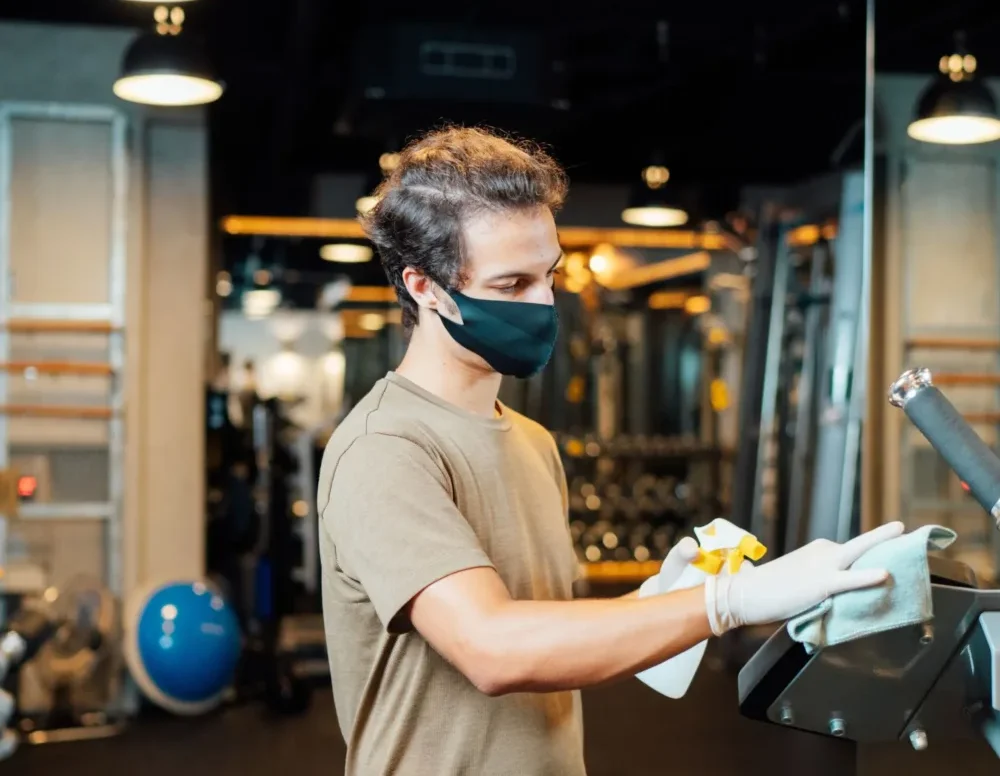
[360,126,568,331]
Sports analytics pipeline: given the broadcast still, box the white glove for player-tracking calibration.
[703,521,905,636]
[638,537,701,597]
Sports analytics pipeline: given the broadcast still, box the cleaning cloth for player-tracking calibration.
[787,525,956,653]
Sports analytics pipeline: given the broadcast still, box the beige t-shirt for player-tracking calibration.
[318,371,585,776]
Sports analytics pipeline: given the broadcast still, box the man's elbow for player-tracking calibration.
[454,629,526,697]
[469,668,511,698]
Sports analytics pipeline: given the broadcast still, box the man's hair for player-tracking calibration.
[361,126,569,331]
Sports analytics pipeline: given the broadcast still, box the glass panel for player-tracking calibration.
[9,117,113,306]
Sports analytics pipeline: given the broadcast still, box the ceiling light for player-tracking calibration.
[622,159,688,228]
[588,243,617,276]
[243,289,281,319]
[356,194,380,216]
[622,205,689,228]
[588,254,609,274]
[358,313,386,332]
[319,243,373,263]
[379,152,401,174]
[114,32,223,107]
[684,295,711,315]
[908,34,1000,145]
[215,271,232,297]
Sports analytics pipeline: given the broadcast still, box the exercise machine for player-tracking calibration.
[738,367,1000,762]
[732,170,866,557]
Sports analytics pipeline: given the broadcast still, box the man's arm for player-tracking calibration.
[409,523,906,697]
[408,566,710,696]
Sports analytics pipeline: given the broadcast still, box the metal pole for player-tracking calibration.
[833,0,876,543]
[750,227,792,549]
[784,242,829,551]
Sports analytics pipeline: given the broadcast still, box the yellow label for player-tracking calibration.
[710,379,730,412]
[690,535,768,576]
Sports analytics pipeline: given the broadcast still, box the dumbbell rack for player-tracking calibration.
[0,102,129,606]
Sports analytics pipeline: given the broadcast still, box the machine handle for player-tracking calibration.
[889,368,1000,527]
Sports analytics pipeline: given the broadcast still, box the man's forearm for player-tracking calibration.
[476,587,711,695]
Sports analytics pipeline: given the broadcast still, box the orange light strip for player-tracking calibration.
[0,404,114,420]
[220,215,728,251]
[345,286,397,303]
[599,251,712,291]
[0,361,114,376]
[648,290,691,310]
[930,373,1000,387]
[963,413,1000,424]
[222,216,366,239]
[787,223,838,248]
[5,320,117,334]
[580,560,662,582]
[559,227,726,251]
[905,338,1000,351]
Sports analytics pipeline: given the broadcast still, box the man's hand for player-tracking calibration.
[705,521,905,635]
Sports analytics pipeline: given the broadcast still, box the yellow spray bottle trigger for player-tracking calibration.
[690,534,767,576]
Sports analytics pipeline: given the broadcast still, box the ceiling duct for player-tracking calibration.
[351,23,561,107]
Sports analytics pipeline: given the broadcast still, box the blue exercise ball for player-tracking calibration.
[124,581,242,715]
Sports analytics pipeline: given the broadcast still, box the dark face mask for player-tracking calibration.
[437,291,559,379]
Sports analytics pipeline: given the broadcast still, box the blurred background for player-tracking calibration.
[0,0,999,774]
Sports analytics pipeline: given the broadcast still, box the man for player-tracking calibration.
[317,126,902,775]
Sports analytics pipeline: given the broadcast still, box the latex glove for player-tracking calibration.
[704,521,905,636]
[638,537,701,598]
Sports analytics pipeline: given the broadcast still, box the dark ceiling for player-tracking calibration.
[1,0,997,219]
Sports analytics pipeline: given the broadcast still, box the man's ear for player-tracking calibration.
[401,267,463,324]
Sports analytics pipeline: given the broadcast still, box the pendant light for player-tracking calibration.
[355,146,401,216]
[319,243,373,264]
[621,157,688,228]
[114,5,223,107]
[907,33,1000,145]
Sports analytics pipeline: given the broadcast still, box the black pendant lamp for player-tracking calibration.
[621,155,688,228]
[907,33,1000,145]
[114,5,223,107]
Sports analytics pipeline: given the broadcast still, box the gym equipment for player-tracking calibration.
[732,170,866,556]
[124,580,241,715]
[737,367,1000,759]
[555,433,722,564]
[207,373,327,714]
[0,576,127,756]
[0,602,58,761]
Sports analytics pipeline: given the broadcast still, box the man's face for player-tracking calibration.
[457,206,563,306]
[407,206,563,373]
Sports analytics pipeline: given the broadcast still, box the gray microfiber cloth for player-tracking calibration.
[787,525,957,654]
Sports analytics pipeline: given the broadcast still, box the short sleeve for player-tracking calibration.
[323,433,495,633]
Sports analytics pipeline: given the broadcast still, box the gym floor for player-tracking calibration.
[12,644,1000,776]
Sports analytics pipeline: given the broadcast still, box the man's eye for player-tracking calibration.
[496,283,521,295]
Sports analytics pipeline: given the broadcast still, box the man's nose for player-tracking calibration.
[525,282,554,306]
